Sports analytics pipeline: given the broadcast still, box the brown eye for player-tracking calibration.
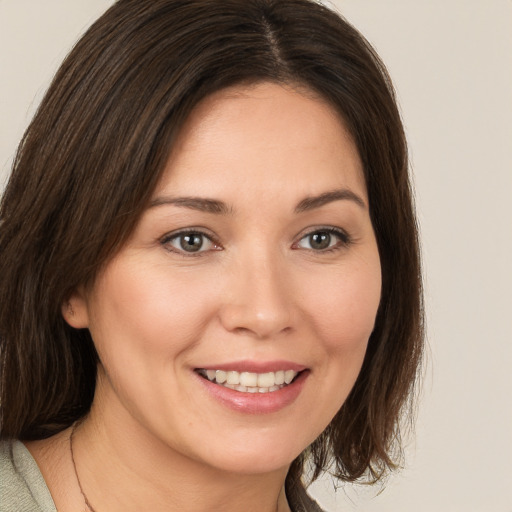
[308,232,332,250]
[163,231,217,254]
[179,233,204,252]
[296,228,350,252]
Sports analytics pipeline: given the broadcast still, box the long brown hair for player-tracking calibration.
[0,0,423,493]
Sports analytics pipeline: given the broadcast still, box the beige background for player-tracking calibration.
[1,1,511,511]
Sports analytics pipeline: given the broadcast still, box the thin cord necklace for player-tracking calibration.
[70,423,282,512]
[70,422,98,512]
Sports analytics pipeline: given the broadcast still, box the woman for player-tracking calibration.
[0,1,423,511]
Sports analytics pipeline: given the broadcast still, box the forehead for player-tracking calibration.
[156,82,367,205]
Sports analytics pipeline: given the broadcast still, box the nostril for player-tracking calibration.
[219,305,293,339]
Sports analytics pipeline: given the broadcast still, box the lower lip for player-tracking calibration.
[195,370,309,414]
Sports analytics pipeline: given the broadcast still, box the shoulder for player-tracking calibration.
[0,439,57,512]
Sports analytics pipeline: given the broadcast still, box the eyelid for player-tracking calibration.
[159,225,351,256]
[160,228,222,255]
[292,226,352,251]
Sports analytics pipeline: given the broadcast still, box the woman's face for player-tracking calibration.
[69,82,381,474]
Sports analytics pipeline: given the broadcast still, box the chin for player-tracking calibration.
[205,450,297,476]
[190,428,315,476]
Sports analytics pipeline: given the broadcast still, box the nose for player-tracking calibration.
[218,253,294,339]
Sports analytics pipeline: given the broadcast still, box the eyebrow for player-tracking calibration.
[148,196,230,214]
[149,187,366,215]
[294,189,367,213]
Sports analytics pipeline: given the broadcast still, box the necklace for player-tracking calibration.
[70,423,98,512]
[70,423,283,512]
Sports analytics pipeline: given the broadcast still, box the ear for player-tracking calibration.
[61,289,90,329]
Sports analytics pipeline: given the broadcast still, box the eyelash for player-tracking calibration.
[293,227,352,253]
[160,228,221,257]
[160,227,352,257]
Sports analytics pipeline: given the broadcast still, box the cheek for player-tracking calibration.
[86,261,220,361]
[300,256,381,420]
[303,257,382,354]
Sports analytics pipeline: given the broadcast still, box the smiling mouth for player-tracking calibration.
[196,369,301,394]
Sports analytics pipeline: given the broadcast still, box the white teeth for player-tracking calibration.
[198,368,300,394]
[275,370,285,385]
[284,370,296,384]
[226,371,240,385]
[257,372,275,388]
[240,372,258,387]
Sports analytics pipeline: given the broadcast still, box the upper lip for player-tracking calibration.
[195,360,307,373]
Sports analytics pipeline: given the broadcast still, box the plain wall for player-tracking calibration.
[1,1,511,511]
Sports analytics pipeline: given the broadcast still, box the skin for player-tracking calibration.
[27,82,381,511]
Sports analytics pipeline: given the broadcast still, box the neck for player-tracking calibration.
[72,396,291,512]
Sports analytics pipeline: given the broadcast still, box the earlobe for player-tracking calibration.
[62,291,90,329]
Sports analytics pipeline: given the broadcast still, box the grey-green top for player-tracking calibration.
[0,440,57,512]
[0,439,324,512]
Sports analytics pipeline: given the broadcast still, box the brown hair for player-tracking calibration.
[0,0,423,494]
